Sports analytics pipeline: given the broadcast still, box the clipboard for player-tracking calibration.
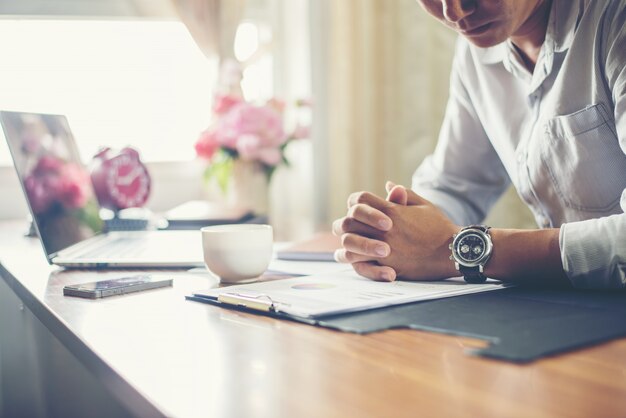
[188,274,508,320]
[186,293,320,326]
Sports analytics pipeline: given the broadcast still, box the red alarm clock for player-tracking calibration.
[90,147,151,210]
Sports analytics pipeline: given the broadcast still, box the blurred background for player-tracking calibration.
[0,0,534,240]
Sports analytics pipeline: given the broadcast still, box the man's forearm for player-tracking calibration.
[485,228,571,287]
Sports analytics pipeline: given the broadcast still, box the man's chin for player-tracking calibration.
[459,24,507,49]
[463,34,505,49]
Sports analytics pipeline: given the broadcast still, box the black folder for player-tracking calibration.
[188,286,626,363]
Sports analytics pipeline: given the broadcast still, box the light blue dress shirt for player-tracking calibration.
[412,0,626,289]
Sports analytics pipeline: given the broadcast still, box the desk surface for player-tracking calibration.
[1,220,625,418]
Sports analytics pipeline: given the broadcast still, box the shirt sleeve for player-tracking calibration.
[412,38,510,226]
[559,0,626,289]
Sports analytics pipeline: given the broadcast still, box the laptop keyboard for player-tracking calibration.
[76,236,149,259]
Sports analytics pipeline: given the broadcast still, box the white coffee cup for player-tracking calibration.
[201,224,273,283]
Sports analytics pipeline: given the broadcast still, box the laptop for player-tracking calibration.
[1,110,204,268]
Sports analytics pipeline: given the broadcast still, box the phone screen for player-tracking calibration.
[63,274,172,298]
[75,275,153,290]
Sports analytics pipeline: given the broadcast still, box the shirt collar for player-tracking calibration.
[476,0,583,65]
[550,0,585,53]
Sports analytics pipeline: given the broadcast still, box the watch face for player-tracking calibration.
[454,232,488,265]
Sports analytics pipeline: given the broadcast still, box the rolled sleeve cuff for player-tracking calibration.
[560,217,626,289]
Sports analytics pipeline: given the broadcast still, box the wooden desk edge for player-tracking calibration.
[0,261,165,418]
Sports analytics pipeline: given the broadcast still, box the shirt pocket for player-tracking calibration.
[540,103,626,213]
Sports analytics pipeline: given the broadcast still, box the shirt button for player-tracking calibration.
[517,154,524,163]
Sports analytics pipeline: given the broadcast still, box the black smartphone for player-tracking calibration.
[63,274,173,299]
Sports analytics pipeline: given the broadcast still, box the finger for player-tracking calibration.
[347,191,390,212]
[333,248,376,264]
[341,233,390,257]
[347,204,392,231]
[352,261,396,282]
[403,188,430,206]
[332,216,388,239]
[387,185,408,206]
[385,181,396,193]
[331,217,345,236]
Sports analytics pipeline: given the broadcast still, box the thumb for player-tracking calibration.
[386,185,408,205]
[386,180,431,206]
[405,188,430,206]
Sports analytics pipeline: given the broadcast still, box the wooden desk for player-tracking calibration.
[1,220,625,418]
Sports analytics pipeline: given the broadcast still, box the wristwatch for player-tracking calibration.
[449,225,493,284]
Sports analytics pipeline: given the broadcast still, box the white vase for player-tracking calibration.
[203,160,269,216]
[229,160,269,215]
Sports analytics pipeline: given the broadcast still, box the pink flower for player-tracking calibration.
[291,123,311,140]
[195,94,310,172]
[235,134,283,166]
[213,94,244,116]
[33,155,64,176]
[219,103,287,148]
[266,98,286,114]
[57,163,92,209]
[195,129,220,160]
[235,134,262,160]
[25,174,57,214]
[25,157,92,213]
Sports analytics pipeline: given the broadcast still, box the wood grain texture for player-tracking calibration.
[1,220,625,418]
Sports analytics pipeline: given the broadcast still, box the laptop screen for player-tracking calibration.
[1,111,103,257]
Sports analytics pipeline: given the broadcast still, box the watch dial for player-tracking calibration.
[456,233,486,262]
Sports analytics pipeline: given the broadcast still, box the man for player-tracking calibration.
[332,0,626,289]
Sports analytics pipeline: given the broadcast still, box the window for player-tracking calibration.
[0,1,314,235]
[0,19,216,165]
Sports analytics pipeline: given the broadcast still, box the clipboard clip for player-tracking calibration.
[218,293,286,313]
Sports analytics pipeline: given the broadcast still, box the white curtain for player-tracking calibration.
[315,0,454,221]
[170,0,246,60]
[314,0,534,228]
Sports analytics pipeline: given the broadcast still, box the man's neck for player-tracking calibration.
[510,0,553,72]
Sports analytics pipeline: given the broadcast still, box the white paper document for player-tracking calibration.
[193,271,508,319]
[268,258,352,276]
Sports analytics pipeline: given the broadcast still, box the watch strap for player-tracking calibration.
[467,224,491,233]
[458,266,487,284]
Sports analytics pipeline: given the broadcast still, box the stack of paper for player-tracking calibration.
[192,271,507,319]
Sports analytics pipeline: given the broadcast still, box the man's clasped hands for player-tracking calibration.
[332,182,460,282]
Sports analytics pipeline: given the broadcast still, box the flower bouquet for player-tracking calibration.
[25,155,93,215]
[195,94,310,193]
[25,154,102,232]
[194,57,311,213]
